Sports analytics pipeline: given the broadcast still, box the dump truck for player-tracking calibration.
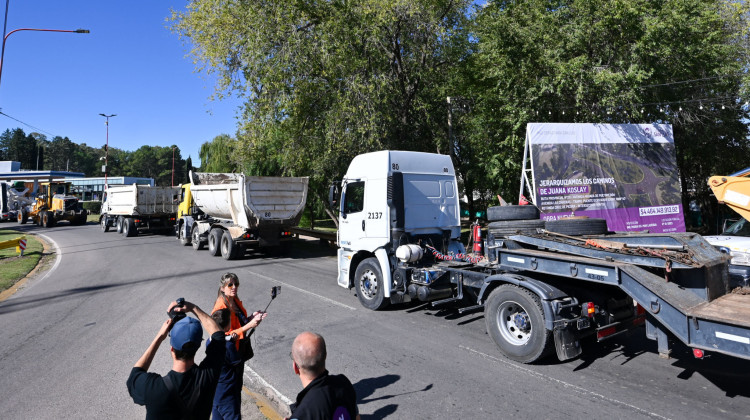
[17,181,87,227]
[176,171,309,260]
[332,150,750,364]
[99,184,180,237]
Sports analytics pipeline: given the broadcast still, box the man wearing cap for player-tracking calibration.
[127,300,225,419]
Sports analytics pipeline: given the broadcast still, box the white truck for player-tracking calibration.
[332,150,750,364]
[99,184,180,237]
[176,171,309,260]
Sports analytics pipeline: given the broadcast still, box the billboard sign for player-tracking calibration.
[527,123,685,233]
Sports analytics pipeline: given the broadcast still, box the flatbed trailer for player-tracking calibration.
[333,150,750,364]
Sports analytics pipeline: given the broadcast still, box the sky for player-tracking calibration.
[0,1,243,167]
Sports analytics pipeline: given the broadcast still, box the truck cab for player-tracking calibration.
[333,150,465,309]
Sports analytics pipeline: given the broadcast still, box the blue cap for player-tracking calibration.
[170,317,203,351]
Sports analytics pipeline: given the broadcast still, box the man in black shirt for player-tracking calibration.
[127,300,225,419]
[287,332,360,420]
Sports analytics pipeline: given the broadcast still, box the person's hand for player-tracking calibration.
[156,318,171,341]
[248,311,267,328]
[167,300,195,314]
[229,332,238,342]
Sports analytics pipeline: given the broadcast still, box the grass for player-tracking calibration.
[0,228,44,292]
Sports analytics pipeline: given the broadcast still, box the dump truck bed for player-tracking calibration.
[189,172,309,229]
[104,185,180,216]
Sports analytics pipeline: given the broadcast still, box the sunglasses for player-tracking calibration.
[224,282,239,287]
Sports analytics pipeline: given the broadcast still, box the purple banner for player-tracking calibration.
[529,123,685,234]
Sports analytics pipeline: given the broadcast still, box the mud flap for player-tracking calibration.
[554,327,582,361]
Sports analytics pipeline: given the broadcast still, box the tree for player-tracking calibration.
[468,0,750,231]
[171,0,472,223]
[198,134,239,173]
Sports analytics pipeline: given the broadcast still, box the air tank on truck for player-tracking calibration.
[176,171,309,260]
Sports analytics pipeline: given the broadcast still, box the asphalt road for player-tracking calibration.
[1,222,750,419]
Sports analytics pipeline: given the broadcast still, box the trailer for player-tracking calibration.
[332,150,750,363]
[100,184,180,237]
[176,171,309,260]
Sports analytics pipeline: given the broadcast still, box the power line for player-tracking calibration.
[0,110,58,137]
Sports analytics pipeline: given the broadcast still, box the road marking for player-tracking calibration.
[459,345,671,420]
[36,233,61,283]
[248,271,357,311]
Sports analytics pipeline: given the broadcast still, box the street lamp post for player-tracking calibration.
[172,146,175,187]
[99,113,116,192]
[0,27,89,92]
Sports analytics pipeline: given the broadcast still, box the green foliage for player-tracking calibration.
[199,134,239,173]
[468,0,750,225]
[81,201,102,214]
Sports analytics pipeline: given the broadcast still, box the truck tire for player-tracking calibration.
[485,284,553,364]
[179,224,191,246]
[17,211,27,224]
[100,216,109,232]
[208,229,223,257]
[220,233,238,260]
[487,205,540,221]
[191,225,204,251]
[544,218,608,236]
[354,257,389,310]
[123,218,137,237]
[116,217,124,234]
[488,219,545,237]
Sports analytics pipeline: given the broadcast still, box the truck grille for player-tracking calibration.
[64,199,78,212]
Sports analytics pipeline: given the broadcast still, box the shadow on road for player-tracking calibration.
[354,374,433,419]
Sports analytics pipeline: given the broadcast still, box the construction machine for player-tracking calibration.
[705,167,750,287]
[17,181,88,227]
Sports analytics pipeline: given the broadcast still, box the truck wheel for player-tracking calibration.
[17,211,27,224]
[100,216,109,232]
[116,217,124,234]
[220,233,238,260]
[123,218,137,237]
[487,205,540,221]
[485,284,553,364]
[208,229,223,256]
[544,218,608,236]
[179,224,191,246]
[354,257,389,310]
[191,225,204,250]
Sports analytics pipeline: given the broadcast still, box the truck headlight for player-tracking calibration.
[729,250,750,266]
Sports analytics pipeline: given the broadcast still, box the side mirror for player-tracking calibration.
[328,183,339,209]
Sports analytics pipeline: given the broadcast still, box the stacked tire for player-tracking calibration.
[486,205,544,237]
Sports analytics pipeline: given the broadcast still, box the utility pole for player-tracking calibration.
[99,113,116,191]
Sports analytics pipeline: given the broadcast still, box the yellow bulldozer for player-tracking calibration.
[17,181,88,227]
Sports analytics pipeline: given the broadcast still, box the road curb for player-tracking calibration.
[0,232,58,302]
[243,365,293,419]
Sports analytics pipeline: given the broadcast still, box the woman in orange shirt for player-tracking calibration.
[212,272,265,348]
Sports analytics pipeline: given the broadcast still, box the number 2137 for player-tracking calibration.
[368,212,382,219]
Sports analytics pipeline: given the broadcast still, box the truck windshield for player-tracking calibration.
[723,218,750,237]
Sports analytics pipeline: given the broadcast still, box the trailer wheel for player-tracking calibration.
[116,217,124,234]
[544,218,608,236]
[100,216,109,232]
[208,229,223,257]
[123,218,137,237]
[17,210,27,224]
[354,257,389,310]
[487,205,540,221]
[191,225,204,250]
[220,233,238,260]
[485,284,553,363]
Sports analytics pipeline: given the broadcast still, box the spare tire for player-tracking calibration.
[544,218,608,236]
[486,205,540,221]
[488,219,545,237]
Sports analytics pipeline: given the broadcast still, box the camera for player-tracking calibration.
[167,297,186,329]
